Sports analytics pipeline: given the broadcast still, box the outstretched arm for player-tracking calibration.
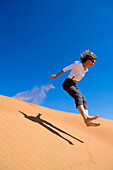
[50,70,64,79]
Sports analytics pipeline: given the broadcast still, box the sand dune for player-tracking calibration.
[0,95,113,170]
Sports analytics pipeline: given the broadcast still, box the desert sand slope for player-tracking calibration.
[0,95,113,170]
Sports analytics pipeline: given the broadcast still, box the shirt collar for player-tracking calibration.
[80,61,88,72]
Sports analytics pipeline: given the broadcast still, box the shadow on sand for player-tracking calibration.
[19,111,84,145]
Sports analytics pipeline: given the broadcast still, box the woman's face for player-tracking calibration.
[87,59,96,67]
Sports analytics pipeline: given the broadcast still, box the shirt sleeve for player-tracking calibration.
[63,62,76,72]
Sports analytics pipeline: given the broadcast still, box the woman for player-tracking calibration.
[50,50,100,127]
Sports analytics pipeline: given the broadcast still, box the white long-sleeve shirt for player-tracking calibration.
[63,61,88,82]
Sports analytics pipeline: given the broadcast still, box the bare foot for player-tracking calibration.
[86,122,101,127]
[85,115,99,125]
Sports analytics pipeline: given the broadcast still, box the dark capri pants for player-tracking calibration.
[62,78,87,109]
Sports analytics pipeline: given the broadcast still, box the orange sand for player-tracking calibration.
[0,95,113,170]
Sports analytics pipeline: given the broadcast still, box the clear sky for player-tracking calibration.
[0,0,113,120]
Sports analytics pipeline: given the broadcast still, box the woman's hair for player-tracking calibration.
[80,50,97,63]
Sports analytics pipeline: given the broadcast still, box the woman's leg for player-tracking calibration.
[77,105,100,126]
[85,109,89,116]
[63,79,100,126]
[75,88,101,126]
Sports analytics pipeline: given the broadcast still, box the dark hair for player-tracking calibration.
[80,50,97,63]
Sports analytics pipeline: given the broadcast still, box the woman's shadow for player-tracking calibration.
[19,111,84,145]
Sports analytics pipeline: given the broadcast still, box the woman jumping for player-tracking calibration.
[50,50,101,127]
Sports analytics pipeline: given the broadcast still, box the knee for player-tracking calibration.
[83,100,87,110]
[75,97,83,108]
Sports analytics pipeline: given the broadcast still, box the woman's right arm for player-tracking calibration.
[50,70,64,79]
[50,62,75,79]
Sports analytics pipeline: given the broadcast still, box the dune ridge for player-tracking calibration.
[0,95,113,170]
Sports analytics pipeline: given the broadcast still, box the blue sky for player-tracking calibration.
[0,0,113,120]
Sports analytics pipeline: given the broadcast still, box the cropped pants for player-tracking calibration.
[62,79,87,110]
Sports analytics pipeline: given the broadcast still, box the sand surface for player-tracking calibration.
[0,95,113,170]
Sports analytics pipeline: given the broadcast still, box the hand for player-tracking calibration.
[50,74,57,79]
